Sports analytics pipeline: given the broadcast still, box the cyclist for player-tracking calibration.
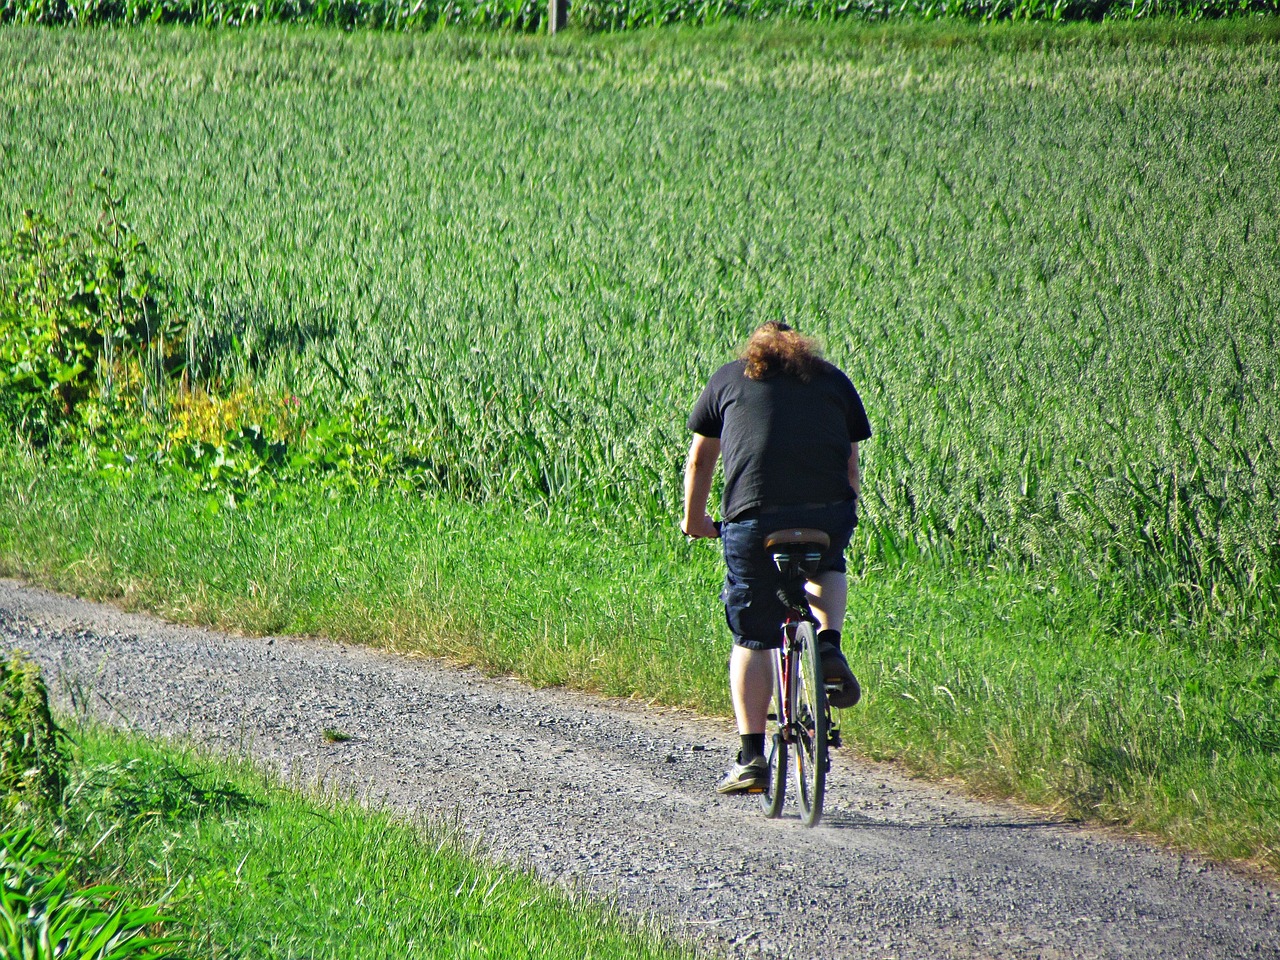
[681,321,871,794]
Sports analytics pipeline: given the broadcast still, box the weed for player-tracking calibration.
[0,651,68,812]
[0,170,183,445]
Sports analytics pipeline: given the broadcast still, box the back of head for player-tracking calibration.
[740,321,828,382]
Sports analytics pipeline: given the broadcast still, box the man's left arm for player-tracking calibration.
[848,442,861,503]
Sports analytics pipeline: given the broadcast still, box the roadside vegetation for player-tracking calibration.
[0,653,695,959]
[0,22,1277,874]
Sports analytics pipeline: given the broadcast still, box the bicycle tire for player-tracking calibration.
[793,621,828,827]
[759,652,787,818]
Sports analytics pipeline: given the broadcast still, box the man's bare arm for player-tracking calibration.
[848,442,861,501]
[682,433,722,538]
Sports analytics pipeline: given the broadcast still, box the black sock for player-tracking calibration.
[739,733,766,763]
[817,629,842,651]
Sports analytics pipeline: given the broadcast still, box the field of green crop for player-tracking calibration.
[6,25,1278,629]
[5,0,1278,30]
[2,23,1278,869]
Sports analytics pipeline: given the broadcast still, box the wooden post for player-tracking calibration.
[548,0,567,33]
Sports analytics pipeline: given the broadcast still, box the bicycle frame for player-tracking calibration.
[771,610,809,748]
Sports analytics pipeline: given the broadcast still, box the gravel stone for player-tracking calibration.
[2,577,1277,960]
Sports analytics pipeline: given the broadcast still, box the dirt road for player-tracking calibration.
[2,578,1276,959]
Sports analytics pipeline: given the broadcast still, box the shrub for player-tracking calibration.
[0,170,183,445]
[0,651,68,812]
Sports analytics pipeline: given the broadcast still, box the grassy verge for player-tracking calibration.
[8,722,698,959]
[3,453,1276,875]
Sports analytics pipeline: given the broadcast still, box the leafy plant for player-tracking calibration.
[0,211,101,442]
[0,824,184,960]
[0,170,182,443]
[0,652,68,812]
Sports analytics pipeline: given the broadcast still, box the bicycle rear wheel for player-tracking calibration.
[793,621,828,827]
[759,651,787,818]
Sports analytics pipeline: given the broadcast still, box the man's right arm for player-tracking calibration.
[682,433,722,539]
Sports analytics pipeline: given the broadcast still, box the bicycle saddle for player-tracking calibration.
[763,528,831,551]
[764,528,830,581]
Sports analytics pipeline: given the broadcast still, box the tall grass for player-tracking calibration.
[2,454,1277,871]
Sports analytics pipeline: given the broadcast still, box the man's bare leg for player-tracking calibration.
[804,569,848,633]
[729,645,774,735]
[804,569,860,707]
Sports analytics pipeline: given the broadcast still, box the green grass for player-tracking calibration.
[21,725,698,959]
[2,454,1277,872]
[1,22,1278,872]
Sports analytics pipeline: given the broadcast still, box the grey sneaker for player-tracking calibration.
[820,643,861,709]
[716,756,769,794]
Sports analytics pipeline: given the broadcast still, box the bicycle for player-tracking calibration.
[757,527,842,827]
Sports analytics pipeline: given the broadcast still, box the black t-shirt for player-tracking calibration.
[687,359,872,521]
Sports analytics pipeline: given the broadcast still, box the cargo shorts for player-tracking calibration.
[719,498,857,650]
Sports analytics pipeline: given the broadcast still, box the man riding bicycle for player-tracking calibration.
[681,321,871,795]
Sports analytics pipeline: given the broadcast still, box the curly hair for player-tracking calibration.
[740,321,829,382]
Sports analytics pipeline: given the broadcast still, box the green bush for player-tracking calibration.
[0,652,68,812]
[0,171,181,445]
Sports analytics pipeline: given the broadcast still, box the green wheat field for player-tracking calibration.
[1,23,1277,871]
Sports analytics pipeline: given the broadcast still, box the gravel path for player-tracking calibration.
[2,577,1277,960]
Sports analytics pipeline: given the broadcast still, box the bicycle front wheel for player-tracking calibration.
[793,621,828,827]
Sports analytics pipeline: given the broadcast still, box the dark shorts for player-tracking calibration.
[720,498,857,650]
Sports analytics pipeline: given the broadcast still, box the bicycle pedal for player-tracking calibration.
[829,729,842,748]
